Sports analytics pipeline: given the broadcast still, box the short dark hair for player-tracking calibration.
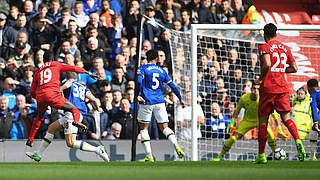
[146,49,158,61]
[43,50,54,62]
[263,23,277,38]
[307,79,319,88]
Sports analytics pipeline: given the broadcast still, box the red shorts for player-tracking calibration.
[258,92,291,116]
[36,92,67,112]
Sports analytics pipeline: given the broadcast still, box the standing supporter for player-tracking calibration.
[99,0,115,28]
[214,0,233,24]
[82,12,108,42]
[54,7,73,46]
[111,67,127,94]
[87,57,112,86]
[0,12,7,54]
[1,77,18,109]
[112,98,137,139]
[85,109,111,140]
[242,0,263,36]
[29,16,56,53]
[163,8,175,29]
[244,53,260,81]
[105,122,121,139]
[144,5,163,46]
[23,0,36,21]
[254,23,305,163]
[5,31,32,61]
[81,37,107,70]
[155,0,181,22]
[2,13,28,56]
[180,9,191,31]
[6,6,19,27]
[71,1,90,28]
[47,0,61,23]
[172,20,182,31]
[0,96,14,139]
[105,14,124,58]
[82,0,102,15]
[125,0,142,41]
[101,91,114,116]
[205,102,230,139]
[232,0,246,24]
[185,0,213,24]
[27,3,51,33]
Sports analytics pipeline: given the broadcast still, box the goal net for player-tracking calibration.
[169,24,320,161]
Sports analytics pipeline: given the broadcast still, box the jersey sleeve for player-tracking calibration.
[59,62,86,73]
[258,44,269,57]
[310,93,319,123]
[137,67,144,93]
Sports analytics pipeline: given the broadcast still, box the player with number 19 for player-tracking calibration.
[137,49,186,162]
[254,23,305,163]
[26,51,97,147]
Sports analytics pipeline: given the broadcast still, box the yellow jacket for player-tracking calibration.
[293,94,313,134]
[242,5,263,36]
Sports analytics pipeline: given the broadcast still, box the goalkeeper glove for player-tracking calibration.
[227,118,236,133]
[277,125,288,141]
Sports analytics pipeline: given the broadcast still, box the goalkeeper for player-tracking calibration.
[213,82,287,161]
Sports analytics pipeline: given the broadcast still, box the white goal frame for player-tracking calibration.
[190,24,320,161]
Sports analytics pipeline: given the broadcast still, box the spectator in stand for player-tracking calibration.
[81,37,107,70]
[101,91,114,116]
[34,49,44,68]
[155,30,172,66]
[157,49,167,67]
[5,31,32,61]
[99,0,115,28]
[1,77,18,109]
[144,5,163,47]
[105,122,121,139]
[55,40,80,62]
[163,8,175,29]
[80,25,110,55]
[232,0,246,24]
[141,40,152,56]
[71,1,89,28]
[27,3,51,33]
[218,58,231,87]
[10,94,36,140]
[7,41,27,67]
[121,46,135,70]
[112,98,137,139]
[126,80,135,90]
[47,0,61,23]
[230,66,246,101]
[186,0,213,24]
[242,0,263,36]
[209,64,219,93]
[16,53,34,81]
[228,48,241,72]
[155,0,181,22]
[125,0,142,41]
[54,7,73,45]
[90,78,112,102]
[82,12,108,42]
[206,102,230,139]
[6,6,19,27]
[0,12,7,53]
[29,16,56,53]
[86,57,112,86]
[198,54,210,77]
[23,0,36,21]
[204,47,219,70]
[214,0,233,24]
[245,53,260,81]
[2,13,28,56]
[16,65,34,102]
[106,14,124,58]
[176,91,205,140]
[180,9,191,31]
[112,89,122,111]
[3,59,19,80]
[85,110,111,140]
[112,54,134,80]
[0,96,14,139]
[69,33,81,56]
[172,19,182,31]
[125,88,134,109]
[82,0,102,15]
[111,67,127,94]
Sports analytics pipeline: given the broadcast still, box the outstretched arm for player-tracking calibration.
[167,81,185,107]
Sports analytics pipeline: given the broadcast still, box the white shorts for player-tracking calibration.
[137,103,168,124]
[58,112,83,134]
[310,130,319,141]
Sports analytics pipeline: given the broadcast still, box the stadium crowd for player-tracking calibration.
[0,0,309,142]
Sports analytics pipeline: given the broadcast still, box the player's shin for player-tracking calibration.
[140,130,152,158]
[284,119,300,140]
[163,127,179,148]
[267,128,277,151]
[28,116,45,142]
[220,136,237,157]
[73,140,100,153]
[38,133,54,156]
[258,124,268,154]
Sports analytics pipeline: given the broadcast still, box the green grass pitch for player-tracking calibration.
[0,161,319,180]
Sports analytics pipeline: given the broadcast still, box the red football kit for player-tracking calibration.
[258,40,295,116]
[28,61,86,142]
[257,39,300,155]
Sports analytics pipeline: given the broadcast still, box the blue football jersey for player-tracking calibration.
[65,80,89,115]
[137,64,172,105]
[310,90,320,123]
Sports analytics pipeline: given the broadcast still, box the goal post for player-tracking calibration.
[176,24,320,161]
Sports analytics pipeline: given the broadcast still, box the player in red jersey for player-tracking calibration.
[26,51,97,147]
[254,23,306,163]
